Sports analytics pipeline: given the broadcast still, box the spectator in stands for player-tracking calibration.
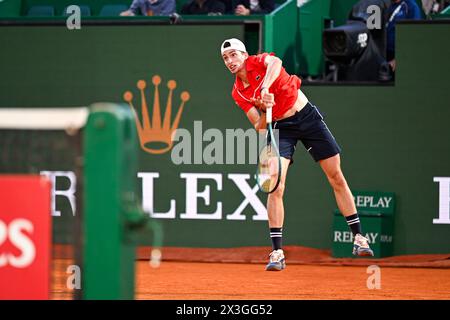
[120,0,176,16]
[444,0,450,11]
[386,0,422,71]
[422,0,437,16]
[181,0,226,14]
[232,0,275,15]
[422,0,450,16]
[218,0,233,13]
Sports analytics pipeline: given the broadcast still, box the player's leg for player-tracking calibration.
[296,102,373,256]
[319,154,373,256]
[295,104,356,218]
[265,156,290,271]
[318,154,355,216]
[267,156,290,228]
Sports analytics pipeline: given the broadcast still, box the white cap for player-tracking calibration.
[220,38,247,55]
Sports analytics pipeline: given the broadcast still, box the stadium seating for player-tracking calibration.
[62,5,91,17]
[27,5,55,16]
[99,4,129,16]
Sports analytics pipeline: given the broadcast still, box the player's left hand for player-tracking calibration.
[251,96,274,114]
[251,88,275,113]
[251,97,271,113]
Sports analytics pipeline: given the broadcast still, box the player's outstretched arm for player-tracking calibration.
[261,55,282,92]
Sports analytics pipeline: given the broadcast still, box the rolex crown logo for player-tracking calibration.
[124,75,190,154]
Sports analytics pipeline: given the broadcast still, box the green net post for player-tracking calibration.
[83,103,141,299]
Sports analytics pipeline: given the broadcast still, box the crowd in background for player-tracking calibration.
[119,0,276,16]
[116,0,449,80]
[118,0,449,17]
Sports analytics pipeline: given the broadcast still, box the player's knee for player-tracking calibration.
[328,171,347,190]
[271,182,285,198]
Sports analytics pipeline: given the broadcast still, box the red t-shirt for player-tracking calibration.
[231,53,301,121]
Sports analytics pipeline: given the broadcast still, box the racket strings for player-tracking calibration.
[257,144,280,193]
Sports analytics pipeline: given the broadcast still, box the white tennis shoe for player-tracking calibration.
[265,249,286,271]
[353,234,374,256]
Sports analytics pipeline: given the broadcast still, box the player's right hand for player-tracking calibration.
[251,97,263,109]
[261,92,274,106]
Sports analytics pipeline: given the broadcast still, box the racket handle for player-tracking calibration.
[266,106,272,124]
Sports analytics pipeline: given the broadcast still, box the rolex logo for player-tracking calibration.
[123,75,190,154]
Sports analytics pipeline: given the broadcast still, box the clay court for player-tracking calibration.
[135,262,450,300]
[52,246,450,300]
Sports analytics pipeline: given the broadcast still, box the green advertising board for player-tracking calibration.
[333,191,395,258]
[350,191,395,215]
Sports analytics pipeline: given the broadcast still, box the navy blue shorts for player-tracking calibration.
[273,102,341,162]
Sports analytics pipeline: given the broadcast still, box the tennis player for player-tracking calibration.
[221,38,374,271]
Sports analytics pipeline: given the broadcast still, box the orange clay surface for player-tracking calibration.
[51,246,450,300]
[135,261,450,300]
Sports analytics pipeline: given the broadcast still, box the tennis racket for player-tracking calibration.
[255,105,281,193]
